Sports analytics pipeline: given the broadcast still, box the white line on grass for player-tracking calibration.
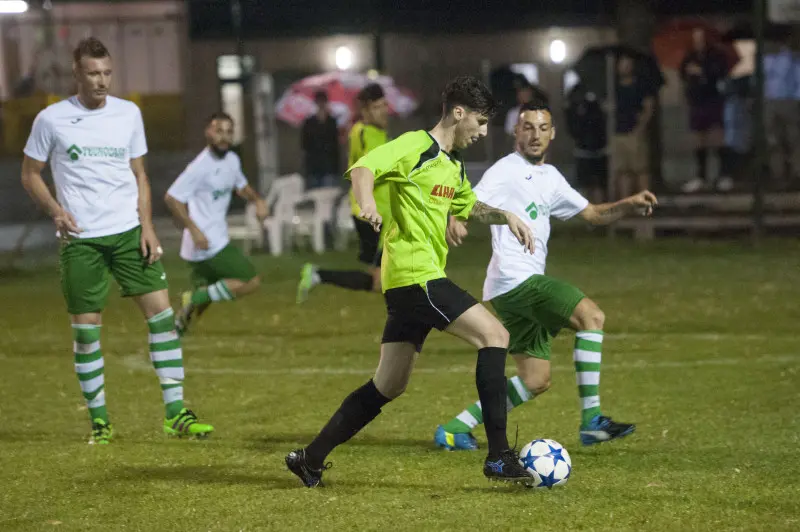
[119,353,798,377]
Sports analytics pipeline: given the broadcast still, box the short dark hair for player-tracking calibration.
[441,76,498,118]
[519,98,551,115]
[73,37,110,64]
[357,83,385,105]
[207,112,233,125]
[314,90,328,104]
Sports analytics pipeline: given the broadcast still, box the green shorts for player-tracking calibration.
[490,275,585,360]
[59,226,168,315]
[188,244,257,288]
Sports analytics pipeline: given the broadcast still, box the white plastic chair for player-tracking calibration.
[334,193,356,251]
[262,173,305,256]
[300,186,343,253]
[227,203,263,256]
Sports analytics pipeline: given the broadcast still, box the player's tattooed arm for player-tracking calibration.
[580,190,658,225]
[469,201,535,254]
[468,201,509,224]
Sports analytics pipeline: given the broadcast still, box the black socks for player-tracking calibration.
[476,347,510,457]
[305,379,391,468]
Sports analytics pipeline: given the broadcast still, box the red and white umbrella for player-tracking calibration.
[276,71,419,128]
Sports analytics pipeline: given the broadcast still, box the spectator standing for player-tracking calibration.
[680,28,731,193]
[763,38,800,187]
[612,53,654,200]
[301,90,341,189]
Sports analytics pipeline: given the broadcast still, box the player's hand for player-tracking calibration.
[506,212,535,254]
[446,216,469,247]
[140,225,163,264]
[190,228,210,250]
[629,190,658,216]
[359,202,382,233]
[52,208,81,240]
[254,199,269,222]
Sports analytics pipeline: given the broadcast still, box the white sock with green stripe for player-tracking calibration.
[575,330,603,427]
[72,324,108,423]
[147,309,185,419]
[441,376,533,434]
[191,280,234,306]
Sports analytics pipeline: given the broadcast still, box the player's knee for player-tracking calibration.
[588,307,605,330]
[71,313,102,326]
[374,379,407,400]
[574,299,605,330]
[248,275,261,291]
[523,373,551,395]
[478,323,509,349]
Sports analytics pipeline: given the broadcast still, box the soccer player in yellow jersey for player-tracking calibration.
[296,84,390,302]
[286,77,538,487]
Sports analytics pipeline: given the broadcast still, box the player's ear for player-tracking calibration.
[550,126,556,141]
[453,106,464,121]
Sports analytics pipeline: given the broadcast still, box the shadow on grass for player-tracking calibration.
[111,464,299,489]
[112,464,562,494]
[248,432,435,452]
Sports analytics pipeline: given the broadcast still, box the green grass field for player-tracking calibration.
[1,229,798,531]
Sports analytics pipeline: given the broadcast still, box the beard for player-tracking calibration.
[520,148,545,164]
[210,144,230,158]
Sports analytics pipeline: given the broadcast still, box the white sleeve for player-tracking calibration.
[129,106,148,159]
[473,163,508,208]
[23,111,54,162]
[551,173,590,221]
[167,161,202,203]
[233,154,248,190]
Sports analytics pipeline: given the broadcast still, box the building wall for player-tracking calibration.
[0,1,184,98]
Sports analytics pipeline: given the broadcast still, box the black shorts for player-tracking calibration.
[382,278,479,352]
[353,216,381,266]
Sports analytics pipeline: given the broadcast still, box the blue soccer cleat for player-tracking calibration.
[580,415,636,446]
[434,425,479,451]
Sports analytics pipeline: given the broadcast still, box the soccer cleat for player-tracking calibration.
[483,449,535,485]
[89,418,114,445]
[434,425,479,451]
[285,449,331,488]
[163,408,214,438]
[174,291,194,337]
[296,263,320,304]
[580,415,636,446]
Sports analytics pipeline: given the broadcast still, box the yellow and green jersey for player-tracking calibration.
[345,130,477,291]
[348,121,389,220]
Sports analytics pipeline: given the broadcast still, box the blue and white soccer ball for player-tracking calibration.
[518,439,572,489]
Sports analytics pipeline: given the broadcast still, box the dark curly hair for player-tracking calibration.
[441,76,498,118]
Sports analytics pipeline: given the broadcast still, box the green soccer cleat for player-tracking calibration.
[163,408,214,438]
[296,263,320,304]
[89,418,114,445]
[175,291,194,337]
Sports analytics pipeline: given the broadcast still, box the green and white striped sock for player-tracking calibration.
[73,324,107,423]
[147,309,184,419]
[441,375,533,434]
[574,330,603,427]
[191,280,234,306]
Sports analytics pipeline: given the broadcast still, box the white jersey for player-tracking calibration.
[23,95,148,239]
[474,152,589,301]
[166,148,248,262]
